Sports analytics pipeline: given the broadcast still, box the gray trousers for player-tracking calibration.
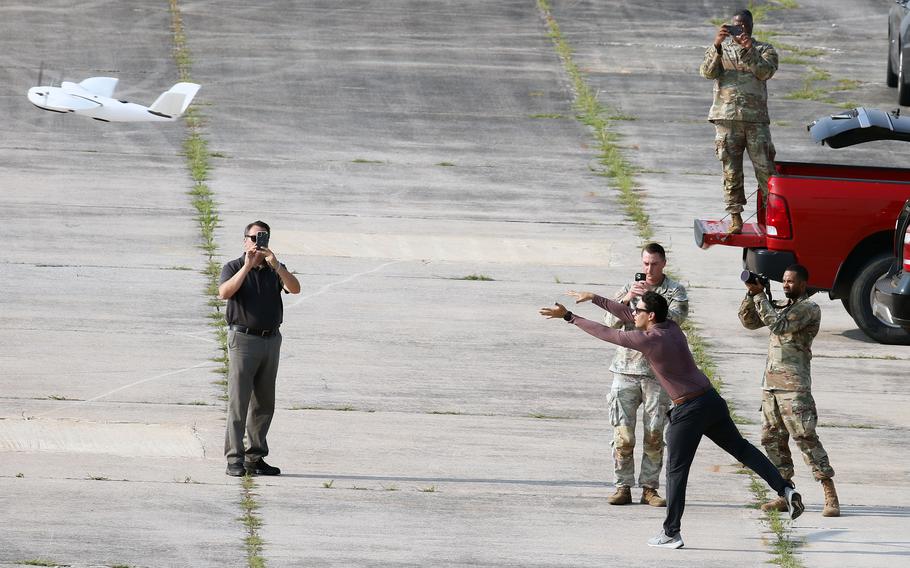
[224,330,282,464]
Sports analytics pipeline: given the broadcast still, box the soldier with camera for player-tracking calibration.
[588,243,688,507]
[739,264,839,517]
[219,220,301,477]
[700,9,779,234]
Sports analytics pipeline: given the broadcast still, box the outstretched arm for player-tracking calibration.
[539,302,647,353]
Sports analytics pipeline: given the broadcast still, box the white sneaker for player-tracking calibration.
[784,486,804,520]
[647,531,684,549]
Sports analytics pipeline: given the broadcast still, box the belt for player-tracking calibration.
[229,324,279,337]
[671,387,713,406]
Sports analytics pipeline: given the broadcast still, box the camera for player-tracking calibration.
[726,24,744,37]
[740,270,765,285]
[740,270,772,299]
[635,272,647,282]
[255,230,270,250]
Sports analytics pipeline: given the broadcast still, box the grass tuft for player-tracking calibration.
[538,0,651,241]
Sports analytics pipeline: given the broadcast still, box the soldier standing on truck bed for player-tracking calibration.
[699,9,779,234]
[738,264,840,517]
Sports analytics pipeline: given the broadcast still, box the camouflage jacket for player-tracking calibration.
[699,38,778,123]
[738,292,820,391]
[604,275,689,377]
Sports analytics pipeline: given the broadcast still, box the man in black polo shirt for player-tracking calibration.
[219,220,300,477]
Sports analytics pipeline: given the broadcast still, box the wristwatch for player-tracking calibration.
[563,311,574,322]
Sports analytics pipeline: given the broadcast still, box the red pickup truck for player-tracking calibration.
[695,108,910,345]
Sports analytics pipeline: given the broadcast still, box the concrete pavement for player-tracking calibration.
[1,1,907,566]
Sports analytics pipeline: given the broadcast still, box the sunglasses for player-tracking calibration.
[245,234,259,242]
[632,306,650,315]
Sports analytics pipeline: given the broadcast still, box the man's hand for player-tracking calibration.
[745,281,764,296]
[621,281,650,304]
[260,247,280,270]
[734,31,753,50]
[714,25,731,48]
[567,290,594,304]
[539,302,568,319]
[244,248,266,268]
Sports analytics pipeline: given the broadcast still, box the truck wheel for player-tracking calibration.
[848,253,910,344]
[840,298,852,317]
[888,35,899,88]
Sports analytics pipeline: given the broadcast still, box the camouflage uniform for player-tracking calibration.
[603,276,688,489]
[700,38,779,213]
[739,292,835,481]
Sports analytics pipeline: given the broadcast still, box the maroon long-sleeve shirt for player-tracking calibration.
[567,295,711,401]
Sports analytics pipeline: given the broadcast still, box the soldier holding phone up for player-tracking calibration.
[700,9,779,234]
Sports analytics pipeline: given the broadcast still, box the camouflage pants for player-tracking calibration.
[607,373,670,489]
[760,390,835,481]
[713,120,776,214]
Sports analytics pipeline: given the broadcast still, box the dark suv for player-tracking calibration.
[873,199,910,331]
[888,0,910,104]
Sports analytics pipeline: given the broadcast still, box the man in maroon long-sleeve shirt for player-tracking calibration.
[540,291,804,549]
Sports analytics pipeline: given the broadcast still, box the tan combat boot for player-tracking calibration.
[641,487,667,507]
[821,478,840,517]
[607,486,632,505]
[729,213,744,234]
[760,496,789,512]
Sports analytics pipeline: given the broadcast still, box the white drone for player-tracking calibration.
[28,75,200,122]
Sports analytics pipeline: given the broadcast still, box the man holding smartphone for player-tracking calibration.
[699,9,779,234]
[591,243,688,507]
[219,220,301,477]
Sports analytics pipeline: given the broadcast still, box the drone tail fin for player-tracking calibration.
[148,82,201,118]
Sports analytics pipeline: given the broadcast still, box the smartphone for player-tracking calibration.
[635,272,647,282]
[727,24,744,37]
[255,231,270,250]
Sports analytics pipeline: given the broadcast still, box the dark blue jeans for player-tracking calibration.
[663,389,789,537]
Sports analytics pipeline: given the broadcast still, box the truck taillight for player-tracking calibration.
[765,194,792,239]
[903,228,910,272]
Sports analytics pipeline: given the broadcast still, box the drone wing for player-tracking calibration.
[78,77,119,98]
[38,88,102,111]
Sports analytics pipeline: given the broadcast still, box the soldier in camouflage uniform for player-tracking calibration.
[600,243,688,507]
[739,264,839,517]
[699,9,779,234]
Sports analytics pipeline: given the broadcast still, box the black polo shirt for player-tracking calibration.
[220,256,287,330]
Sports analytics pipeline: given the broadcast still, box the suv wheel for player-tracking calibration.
[900,49,910,106]
[848,253,910,344]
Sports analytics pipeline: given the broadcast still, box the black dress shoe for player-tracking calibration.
[226,462,246,477]
[245,459,281,476]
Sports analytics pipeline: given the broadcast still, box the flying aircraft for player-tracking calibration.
[27,77,200,122]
